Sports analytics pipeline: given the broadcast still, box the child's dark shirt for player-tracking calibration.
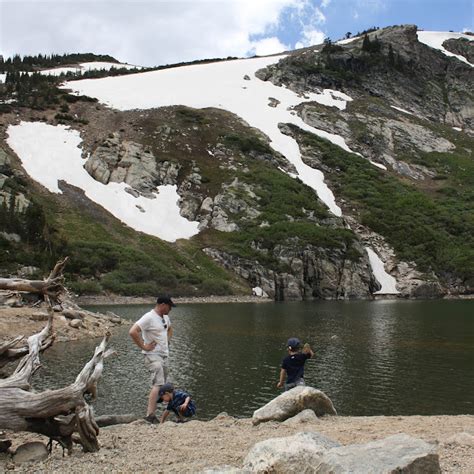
[281,352,311,383]
[166,390,196,418]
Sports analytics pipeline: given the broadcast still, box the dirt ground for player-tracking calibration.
[0,306,121,345]
[1,414,473,473]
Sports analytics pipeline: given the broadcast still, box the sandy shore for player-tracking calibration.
[0,306,122,344]
[1,414,473,472]
[75,294,273,306]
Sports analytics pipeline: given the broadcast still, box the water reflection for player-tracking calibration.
[35,300,474,419]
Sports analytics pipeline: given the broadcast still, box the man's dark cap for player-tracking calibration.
[157,383,175,402]
[287,337,301,350]
[157,295,176,307]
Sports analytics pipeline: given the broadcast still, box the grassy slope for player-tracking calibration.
[286,122,474,285]
[1,104,360,296]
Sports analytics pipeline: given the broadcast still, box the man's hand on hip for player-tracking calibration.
[143,341,157,351]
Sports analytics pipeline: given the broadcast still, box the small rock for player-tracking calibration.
[69,319,83,329]
[29,313,49,322]
[283,409,319,426]
[62,309,85,320]
[12,442,49,464]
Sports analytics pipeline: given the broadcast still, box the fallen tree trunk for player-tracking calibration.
[0,257,68,303]
[0,311,113,452]
[0,334,54,371]
[95,414,139,427]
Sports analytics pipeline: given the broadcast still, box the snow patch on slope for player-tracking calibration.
[63,56,366,216]
[6,121,199,242]
[417,31,474,66]
[0,73,6,83]
[366,247,399,294]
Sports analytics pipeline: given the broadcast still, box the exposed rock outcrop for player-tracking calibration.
[203,239,379,301]
[257,25,474,130]
[84,132,179,195]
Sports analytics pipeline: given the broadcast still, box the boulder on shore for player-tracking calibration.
[241,432,440,473]
[317,433,440,473]
[12,442,49,464]
[252,386,337,425]
[243,432,339,473]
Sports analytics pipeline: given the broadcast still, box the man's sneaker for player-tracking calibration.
[144,414,158,424]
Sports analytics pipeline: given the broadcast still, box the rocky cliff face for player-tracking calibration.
[203,242,380,301]
[257,25,473,130]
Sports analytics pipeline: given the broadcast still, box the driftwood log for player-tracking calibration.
[0,308,113,453]
[0,257,68,304]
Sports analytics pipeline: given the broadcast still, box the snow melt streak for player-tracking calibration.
[6,122,199,242]
[366,247,399,294]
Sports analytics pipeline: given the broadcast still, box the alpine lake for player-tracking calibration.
[35,299,474,420]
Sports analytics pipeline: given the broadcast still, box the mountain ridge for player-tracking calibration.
[1,25,472,299]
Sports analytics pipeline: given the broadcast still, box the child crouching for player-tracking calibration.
[158,383,196,423]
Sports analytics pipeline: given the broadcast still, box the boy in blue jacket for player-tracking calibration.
[158,383,196,423]
[277,337,314,391]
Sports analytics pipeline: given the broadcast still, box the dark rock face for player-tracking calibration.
[257,25,474,130]
[443,37,474,63]
[203,243,379,301]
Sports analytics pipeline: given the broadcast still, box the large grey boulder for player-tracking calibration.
[243,432,340,473]
[317,434,440,473]
[12,441,49,464]
[252,386,337,425]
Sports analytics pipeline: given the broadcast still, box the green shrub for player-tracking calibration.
[68,280,102,295]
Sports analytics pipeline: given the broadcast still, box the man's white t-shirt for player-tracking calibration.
[135,309,171,356]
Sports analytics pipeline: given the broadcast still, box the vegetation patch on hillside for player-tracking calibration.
[286,124,474,285]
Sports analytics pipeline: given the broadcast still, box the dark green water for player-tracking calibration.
[35,300,474,420]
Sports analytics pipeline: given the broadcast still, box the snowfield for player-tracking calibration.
[417,31,474,66]
[6,122,199,242]
[63,55,370,217]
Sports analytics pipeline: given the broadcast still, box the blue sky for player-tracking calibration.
[0,0,472,66]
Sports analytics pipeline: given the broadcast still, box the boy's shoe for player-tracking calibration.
[144,414,159,424]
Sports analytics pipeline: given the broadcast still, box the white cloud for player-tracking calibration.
[295,27,326,49]
[321,0,331,7]
[0,0,303,66]
[249,37,289,56]
[292,1,326,49]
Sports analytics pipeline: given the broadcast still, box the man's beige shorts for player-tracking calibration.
[143,354,168,386]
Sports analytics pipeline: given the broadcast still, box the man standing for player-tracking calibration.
[129,295,175,423]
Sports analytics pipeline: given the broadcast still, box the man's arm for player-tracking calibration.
[276,368,286,388]
[167,325,173,343]
[160,409,170,424]
[129,323,156,351]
